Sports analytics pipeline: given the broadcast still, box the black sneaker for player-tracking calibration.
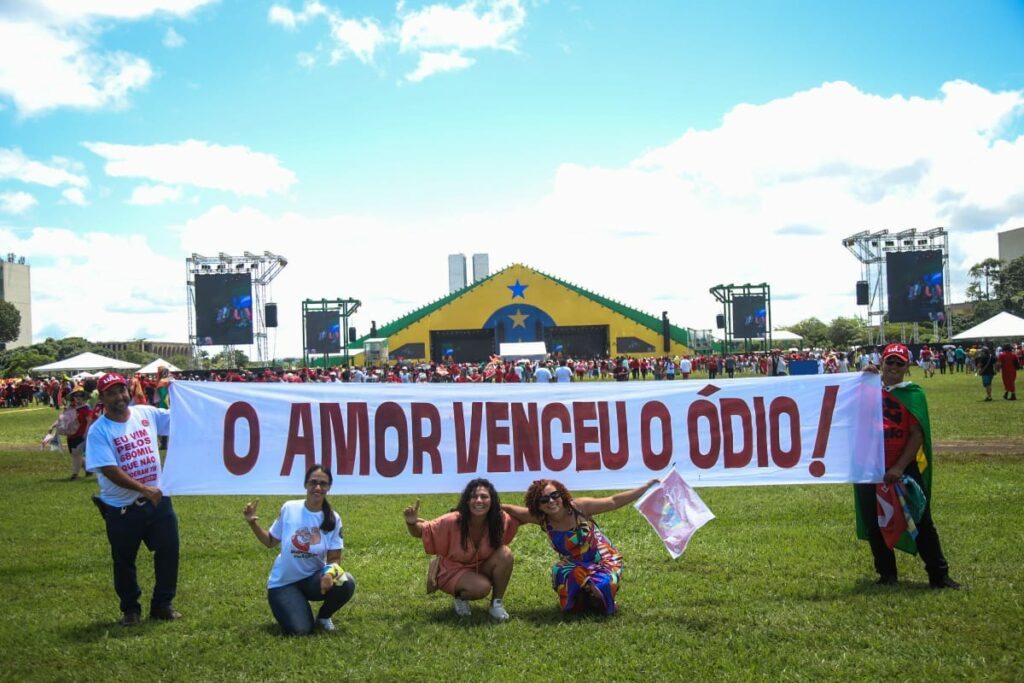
[150,606,182,620]
[120,611,141,626]
[875,575,898,586]
[929,576,961,590]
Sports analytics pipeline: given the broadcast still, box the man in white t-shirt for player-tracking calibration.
[553,359,574,383]
[679,356,692,379]
[86,372,180,626]
[533,363,553,383]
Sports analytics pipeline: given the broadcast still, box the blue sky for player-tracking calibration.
[1,1,1023,356]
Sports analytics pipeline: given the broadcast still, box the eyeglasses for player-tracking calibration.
[883,358,907,367]
[537,490,562,504]
[307,480,330,489]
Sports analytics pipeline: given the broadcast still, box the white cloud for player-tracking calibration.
[328,17,386,64]
[163,27,185,48]
[0,227,185,344]
[5,1,216,24]
[268,1,524,80]
[84,140,297,196]
[268,2,327,29]
[61,187,87,205]
[0,191,37,214]
[406,50,474,82]
[0,1,214,116]
[398,0,525,53]
[0,148,88,188]
[8,80,1023,354]
[129,184,183,205]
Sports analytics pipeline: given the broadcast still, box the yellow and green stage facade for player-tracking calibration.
[342,263,693,364]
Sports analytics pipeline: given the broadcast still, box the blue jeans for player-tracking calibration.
[268,571,356,635]
[102,496,179,615]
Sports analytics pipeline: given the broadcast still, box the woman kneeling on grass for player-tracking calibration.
[503,478,657,615]
[244,465,355,635]
[403,478,518,621]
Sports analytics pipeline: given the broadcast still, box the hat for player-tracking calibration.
[882,343,910,363]
[97,372,127,392]
[68,384,88,396]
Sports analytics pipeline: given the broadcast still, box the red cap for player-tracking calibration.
[882,343,910,363]
[97,372,127,392]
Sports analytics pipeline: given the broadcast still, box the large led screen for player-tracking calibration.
[194,273,254,345]
[886,250,945,323]
[305,310,341,354]
[732,295,766,338]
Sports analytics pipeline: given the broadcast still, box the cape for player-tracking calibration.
[854,383,932,555]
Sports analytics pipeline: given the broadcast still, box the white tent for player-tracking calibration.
[770,330,803,342]
[136,358,183,375]
[951,311,1024,340]
[31,351,141,373]
[499,341,547,361]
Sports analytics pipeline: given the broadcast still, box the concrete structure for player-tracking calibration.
[447,253,467,294]
[997,226,1024,263]
[98,340,193,358]
[0,254,32,349]
[471,253,489,283]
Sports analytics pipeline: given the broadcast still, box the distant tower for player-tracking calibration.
[0,254,32,349]
[471,253,489,283]
[448,253,467,293]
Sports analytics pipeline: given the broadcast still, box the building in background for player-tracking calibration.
[447,253,467,294]
[0,253,32,349]
[97,340,193,358]
[998,226,1024,263]
[472,253,489,283]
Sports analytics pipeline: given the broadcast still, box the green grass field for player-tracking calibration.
[1,372,1021,682]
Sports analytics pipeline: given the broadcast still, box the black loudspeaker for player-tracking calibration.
[265,303,278,328]
[716,314,726,329]
[855,281,869,306]
[348,327,356,343]
[661,311,670,353]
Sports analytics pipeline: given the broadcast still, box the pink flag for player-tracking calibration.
[634,468,715,559]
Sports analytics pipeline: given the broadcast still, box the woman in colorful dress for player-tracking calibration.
[504,478,657,615]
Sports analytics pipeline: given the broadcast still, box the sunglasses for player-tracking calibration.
[307,480,331,489]
[537,490,562,505]
[883,358,907,367]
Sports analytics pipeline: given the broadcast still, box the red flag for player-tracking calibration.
[875,483,908,549]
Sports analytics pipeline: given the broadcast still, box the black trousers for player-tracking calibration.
[855,463,949,580]
[102,496,180,614]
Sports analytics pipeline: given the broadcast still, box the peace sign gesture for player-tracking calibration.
[243,499,260,524]
[403,498,421,525]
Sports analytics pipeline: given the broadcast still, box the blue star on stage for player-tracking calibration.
[507,279,528,299]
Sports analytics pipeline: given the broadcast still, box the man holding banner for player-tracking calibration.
[855,344,959,589]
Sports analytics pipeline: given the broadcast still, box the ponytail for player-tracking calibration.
[320,498,336,533]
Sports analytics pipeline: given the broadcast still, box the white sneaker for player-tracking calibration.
[317,617,335,632]
[488,599,509,622]
[453,598,472,617]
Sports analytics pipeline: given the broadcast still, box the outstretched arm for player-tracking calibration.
[575,479,659,516]
[244,500,279,548]
[501,503,540,525]
[404,498,425,538]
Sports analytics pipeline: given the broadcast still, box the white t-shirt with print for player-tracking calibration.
[86,405,170,506]
[267,499,343,589]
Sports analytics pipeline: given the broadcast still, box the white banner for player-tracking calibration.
[162,373,883,495]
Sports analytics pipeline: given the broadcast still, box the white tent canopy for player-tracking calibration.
[951,311,1024,340]
[499,341,547,360]
[769,330,803,341]
[31,351,141,373]
[136,358,182,375]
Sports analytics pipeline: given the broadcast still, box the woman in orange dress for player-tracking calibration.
[404,478,519,621]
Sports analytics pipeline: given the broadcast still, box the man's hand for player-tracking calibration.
[883,466,903,485]
[141,485,163,507]
[320,573,334,595]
